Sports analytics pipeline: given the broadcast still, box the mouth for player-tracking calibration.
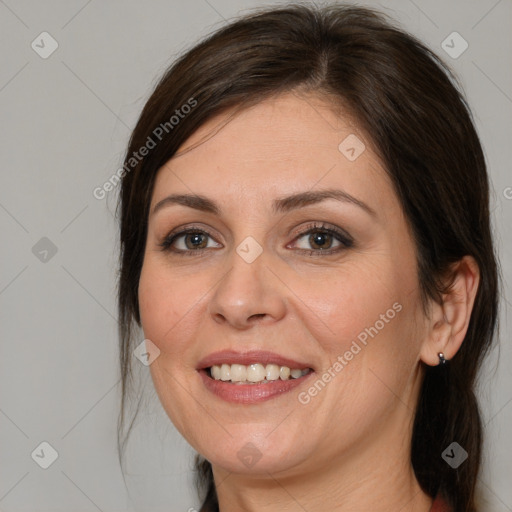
[196,350,316,404]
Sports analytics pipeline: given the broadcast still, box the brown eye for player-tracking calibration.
[160,229,222,254]
[183,232,209,250]
[291,223,353,255]
[307,231,335,250]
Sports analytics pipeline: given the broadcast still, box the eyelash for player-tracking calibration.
[158,222,354,257]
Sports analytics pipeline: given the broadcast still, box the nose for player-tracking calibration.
[208,249,287,330]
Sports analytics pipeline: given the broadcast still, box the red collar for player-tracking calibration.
[430,494,452,512]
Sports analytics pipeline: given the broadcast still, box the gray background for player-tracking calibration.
[0,0,510,511]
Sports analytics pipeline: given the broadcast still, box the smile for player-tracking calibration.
[196,349,316,404]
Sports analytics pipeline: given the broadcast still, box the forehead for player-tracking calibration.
[151,92,395,217]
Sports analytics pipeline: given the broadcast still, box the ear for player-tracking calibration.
[420,255,480,366]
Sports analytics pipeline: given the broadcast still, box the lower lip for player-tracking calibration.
[198,369,314,404]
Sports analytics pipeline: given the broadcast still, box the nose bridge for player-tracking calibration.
[208,242,286,328]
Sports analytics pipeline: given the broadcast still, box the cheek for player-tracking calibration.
[291,260,420,410]
[291,261,406,355]
[138,260,201,354]
[138,260,206,437]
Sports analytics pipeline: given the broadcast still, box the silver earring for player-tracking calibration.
[438,352,447,365]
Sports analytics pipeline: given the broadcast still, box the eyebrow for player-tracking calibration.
[151,188,377,218]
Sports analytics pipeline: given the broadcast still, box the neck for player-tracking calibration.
[212,405,433,511]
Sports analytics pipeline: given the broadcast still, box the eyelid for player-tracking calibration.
[289,221,353,243]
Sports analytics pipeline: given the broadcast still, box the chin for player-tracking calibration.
[196,435,312,477]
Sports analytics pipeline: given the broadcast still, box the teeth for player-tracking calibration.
[266,364,280,381]
[230,364,246,382]
[247,363,266,382]
[220,363,231,381]
[211,365,221,380]
[279,366,290,380]
[209,363,310,384]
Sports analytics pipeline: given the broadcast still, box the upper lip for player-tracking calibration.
[196,350,314,370]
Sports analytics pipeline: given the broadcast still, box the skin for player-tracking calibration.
[138,91,480,511]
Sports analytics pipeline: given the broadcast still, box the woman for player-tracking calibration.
[116,4,499,511]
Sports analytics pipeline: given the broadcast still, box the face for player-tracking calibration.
[138,91,428,478]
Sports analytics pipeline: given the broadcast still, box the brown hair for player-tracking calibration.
[116,4,499,511]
